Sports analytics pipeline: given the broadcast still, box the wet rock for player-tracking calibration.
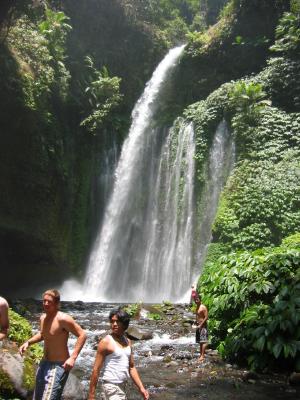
[168,361,179,367]
[207,349,219,356]
[289,372,300,386]
[73,301,85,310]
[170,333,181,339]
[163,355,173,363]
[177,367,189,373]
[140,304,164,317]
[63,372,85,399]
[181,321,191,328]
[174,351,192,360]
[160,345,175,351]
[0,341,28,399]
[127,326,153,340]
[242,371,259,381]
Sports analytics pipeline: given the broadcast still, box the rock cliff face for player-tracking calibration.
[0,0,165,296]
[0,0,292,296]
[174,0,290,107]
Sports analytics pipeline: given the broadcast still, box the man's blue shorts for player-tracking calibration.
[33,360,69,400]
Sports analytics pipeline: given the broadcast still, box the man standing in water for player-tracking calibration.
[88,308,149,400]
[195,296,208,362]
[19,289,87,399]
[0,296,9,341]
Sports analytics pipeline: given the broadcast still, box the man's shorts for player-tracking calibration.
[196,327,208,343]
[33,360,69,400]
[101,381,128,400]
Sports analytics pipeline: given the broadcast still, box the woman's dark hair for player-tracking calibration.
[109,308,130,330]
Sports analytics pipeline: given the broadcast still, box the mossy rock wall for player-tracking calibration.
[0,1,167,295]
[174,0,289,109]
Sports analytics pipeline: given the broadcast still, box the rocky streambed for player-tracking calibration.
[1,300,299,399]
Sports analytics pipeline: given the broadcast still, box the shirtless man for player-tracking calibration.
[195,297,208,362]
[88,308,149,400]
[19,289,87,399]
[0,296,9,341]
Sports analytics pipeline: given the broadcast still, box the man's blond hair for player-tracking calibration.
[43,289,60,303]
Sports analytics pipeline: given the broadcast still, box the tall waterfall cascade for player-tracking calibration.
[194,120,235,272]
[61,46,234,302]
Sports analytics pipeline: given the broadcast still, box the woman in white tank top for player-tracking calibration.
[101,334,131,384]
[88,308,149,400]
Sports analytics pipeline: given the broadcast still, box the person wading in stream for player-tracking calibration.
[88,308,149,400]
[195,296,209,362]
[0,296,9,341]
[19,289,87,400]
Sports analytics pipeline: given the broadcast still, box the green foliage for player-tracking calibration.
[7,7,72,103]
[228,81,271,125]
[185,0,235,57]
[262,57,300,111]
[0,369,14,397]
[7,16,55,110]
[80,56,123,134]
[213,157,300,249]
[6,309,42,393]
[282,232,300,247]
[184,83,230,183]
[270,12,300,55]
[124,303,141,317]
[204,242,231,264]
[38,8,72,61]
[8,309,32,345]
[189,302,197,313]
[148,313,162,320]
[123,0,225,46]
[38,7,71,98]
[199,245,300,370]
[8,310,43,363]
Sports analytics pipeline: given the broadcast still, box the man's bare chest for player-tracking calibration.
[42,318,66,339]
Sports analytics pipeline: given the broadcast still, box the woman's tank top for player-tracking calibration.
[101,335,131,384]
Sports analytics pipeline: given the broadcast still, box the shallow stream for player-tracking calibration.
[17,300,299,400]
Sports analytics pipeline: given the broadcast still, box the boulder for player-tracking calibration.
[140,304,164,317]
[126,326,153,340]
[289,372,300,386]
[63,372,85,399]
[0,341,29,399]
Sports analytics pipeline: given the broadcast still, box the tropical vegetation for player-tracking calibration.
[0,0,299,377]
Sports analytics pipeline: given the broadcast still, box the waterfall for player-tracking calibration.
[60,47,234,303]
[194,120,235,271]
[140,120,196,301]
[83,45,186,302]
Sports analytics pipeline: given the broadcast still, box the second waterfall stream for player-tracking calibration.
[61,45,234,302]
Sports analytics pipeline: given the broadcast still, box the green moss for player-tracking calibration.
[8,309,33,345]
[23,356,36,391]
[0,369,14,393]
[7,309,42,393]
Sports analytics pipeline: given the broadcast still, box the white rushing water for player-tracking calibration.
[61,46,234,302]
[194,120,235,271]
[84,45,186,302]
